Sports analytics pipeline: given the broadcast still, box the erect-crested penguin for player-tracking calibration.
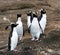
[16,14,24,40]
[38,8,47,34]
[30,12,42,40]
[26,10,33,33]
[5,24,18,51]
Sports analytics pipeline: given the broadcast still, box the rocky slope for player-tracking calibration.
[0,0,60,55]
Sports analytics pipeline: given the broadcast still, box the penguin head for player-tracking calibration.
[26,10,32,16]
[40,8,46,14]
[17,14,22,21]
[17,14,21,19]
[33,12,37,18]
[11,24,18,29]
[5,23,18,30]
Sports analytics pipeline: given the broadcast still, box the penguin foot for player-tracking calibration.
[34,37,39,41]
[31,38,35,41]
[35,38,39,41]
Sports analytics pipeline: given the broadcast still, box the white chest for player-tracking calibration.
[31,18,39,26]
[11,30,18,50]
[31,17,40,32]
[27,16,31,28]
[39,14,47,32]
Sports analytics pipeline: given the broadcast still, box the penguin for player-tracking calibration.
[30,12,42,40]
[26,10,33,33]
[16,14,24,40]
[5,24,18,51]
[38,8,47,34]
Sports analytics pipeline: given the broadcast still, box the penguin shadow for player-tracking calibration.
[0,46,37,55]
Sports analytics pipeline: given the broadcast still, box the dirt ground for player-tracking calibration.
[0,0,60,55]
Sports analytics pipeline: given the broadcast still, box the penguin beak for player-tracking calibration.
[5,25,11,30]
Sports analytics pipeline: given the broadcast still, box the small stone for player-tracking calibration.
[47,49,54,53]
[40,51,45,54]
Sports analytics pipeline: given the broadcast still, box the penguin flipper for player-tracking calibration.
[38,16,42,22]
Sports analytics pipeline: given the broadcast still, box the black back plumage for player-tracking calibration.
[38,14,42,22]
[8,30,12,51]
[30,13,33,23]
[27,11,33,33]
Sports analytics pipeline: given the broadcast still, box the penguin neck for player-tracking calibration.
[41,13,46,18]
[33,14,37,18]
[27,16,31,20]
[33,17,38,22]
[17,17,21,21]
[42,14,46,18]
[11,28,17,35]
